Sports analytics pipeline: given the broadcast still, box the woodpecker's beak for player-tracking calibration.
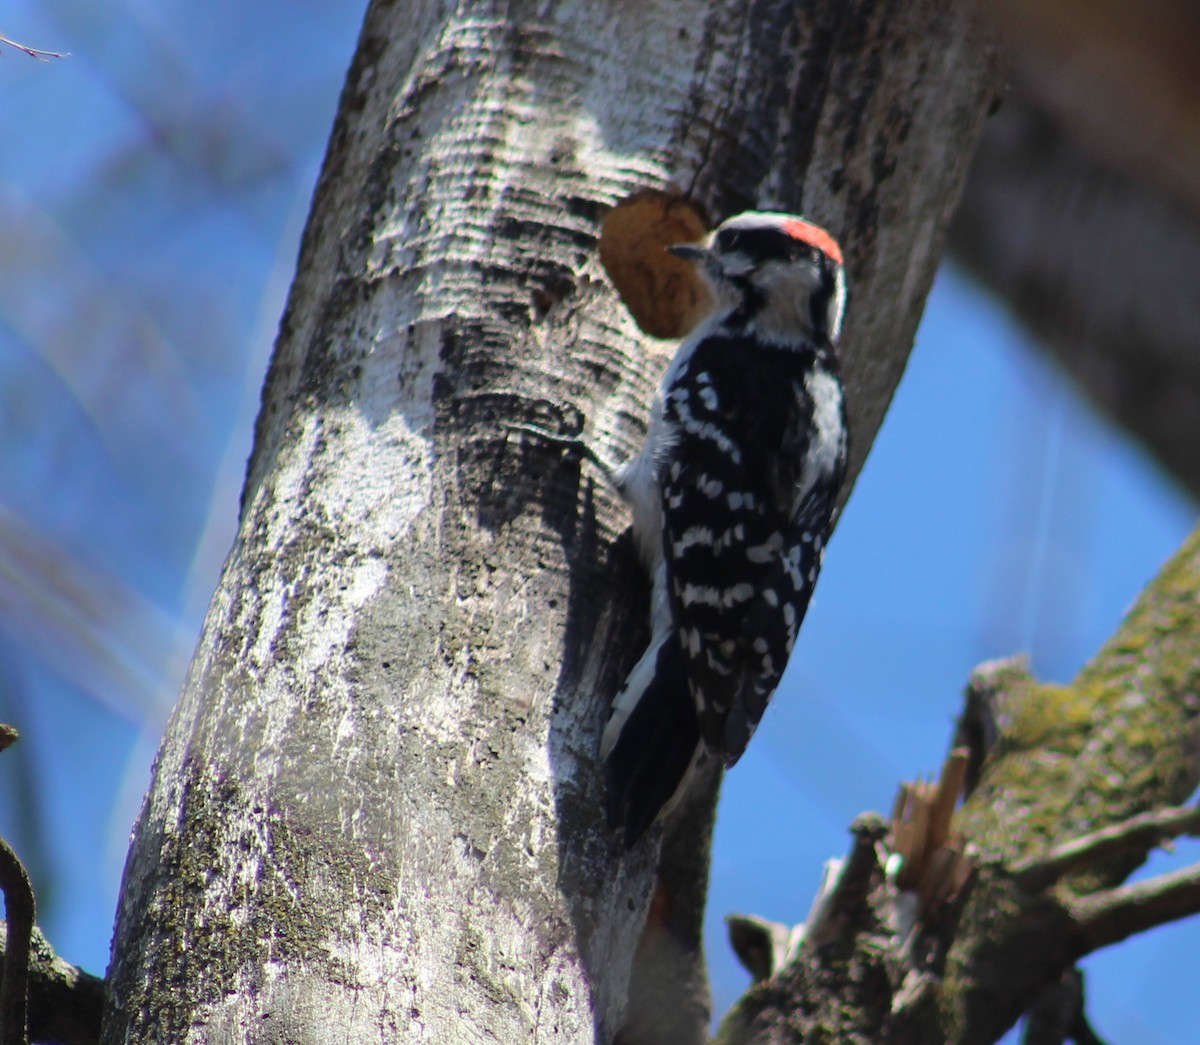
[666,243,708,265]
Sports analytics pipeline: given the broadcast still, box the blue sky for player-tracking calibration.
[1,3,1196,1041]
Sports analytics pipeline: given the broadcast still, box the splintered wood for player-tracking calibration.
[891,748,975,922]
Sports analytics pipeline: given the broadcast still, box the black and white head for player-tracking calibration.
[669,211,847,347]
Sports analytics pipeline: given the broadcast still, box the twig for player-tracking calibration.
[1068,861,1200,953]
[1012,804,1200,893]
[0,33,67,61]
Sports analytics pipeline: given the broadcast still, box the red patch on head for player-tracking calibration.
[781,218,844,266]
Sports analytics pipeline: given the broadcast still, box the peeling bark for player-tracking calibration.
[101,1,1000,1041]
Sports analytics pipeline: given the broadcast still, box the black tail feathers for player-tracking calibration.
[603,636,702,848]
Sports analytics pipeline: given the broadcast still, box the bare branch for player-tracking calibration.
[1068,862,1200,953]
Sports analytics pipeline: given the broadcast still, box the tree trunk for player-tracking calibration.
[100,1,999,1041]
[949,87,1200,503]
[949,0,1200,500]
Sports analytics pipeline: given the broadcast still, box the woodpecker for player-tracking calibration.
[601,211,850,846]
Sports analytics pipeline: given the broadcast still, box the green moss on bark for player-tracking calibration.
[944,525,1200,1042]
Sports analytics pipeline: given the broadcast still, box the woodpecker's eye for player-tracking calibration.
[716,229,744,254]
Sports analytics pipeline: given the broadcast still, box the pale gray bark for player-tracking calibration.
[100,1,999,1042]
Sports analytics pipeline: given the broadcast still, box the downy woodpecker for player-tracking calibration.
[601,211,850,846]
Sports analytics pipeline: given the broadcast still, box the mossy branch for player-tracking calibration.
[716,523,1200,1043]
[945,525,1200,1042]
[1012,803,1200,893]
